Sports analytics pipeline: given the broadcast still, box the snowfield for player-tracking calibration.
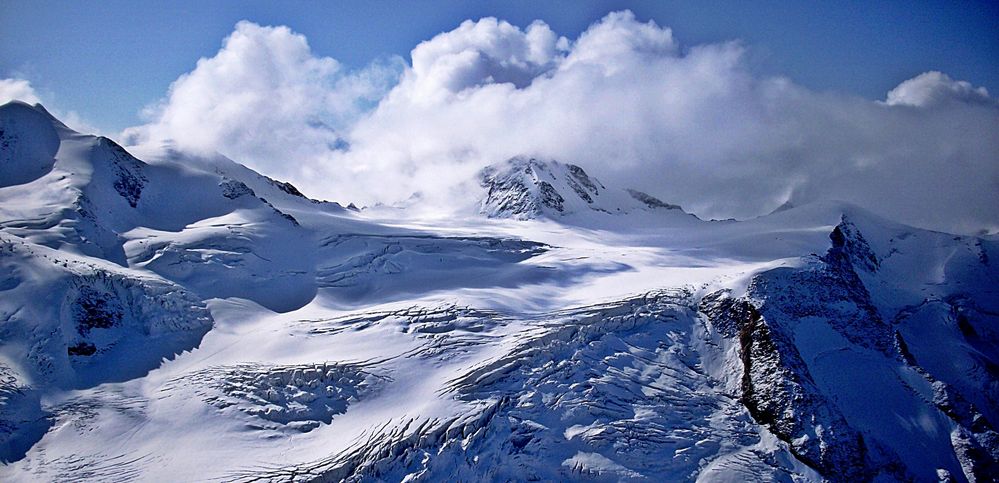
[1,101,997,482]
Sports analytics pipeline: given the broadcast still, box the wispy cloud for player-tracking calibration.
[0,78,42,105]
[0,77,102,135]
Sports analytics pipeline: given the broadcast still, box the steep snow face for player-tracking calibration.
[0,364,48,464]
[0,233,214,463]
[0,235,214,389]
[701,214,999,482]
[0,103,307,267]
[0,102,61,188]
[479,156,690,221]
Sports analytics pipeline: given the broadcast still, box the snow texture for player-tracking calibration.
[0,101,997,482]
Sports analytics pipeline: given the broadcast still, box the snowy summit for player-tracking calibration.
[479,156,687,220]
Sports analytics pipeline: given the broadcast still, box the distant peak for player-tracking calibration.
[824,215,880,272]
[769,200,796,215]
[626,189,681,211]
[478,156,689,220]
[1,101,84,143]
[1,100,55,121]
[0,101,63,188]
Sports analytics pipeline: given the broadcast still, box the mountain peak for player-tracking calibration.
[478,156,688,220]
[0,101,63,188]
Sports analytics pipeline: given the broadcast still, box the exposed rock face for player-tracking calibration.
[68,285,124,355]
[58,270,214,378]
[566,163,599,199]
[265,176,308,199]
[699,218,999,482]
[932,380,999,481]
[824,215,879,273]
[626,188,681,210]
[219,178,255,199]
[97,137,148,208]
[478,156,687,219]
[699,290,873,482]
[479,157,571,218]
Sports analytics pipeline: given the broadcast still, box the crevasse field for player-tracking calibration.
[1,100,997,482]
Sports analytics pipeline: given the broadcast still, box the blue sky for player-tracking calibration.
[2,0,997,134]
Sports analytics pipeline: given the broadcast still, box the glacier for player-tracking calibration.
[0,101,997,482]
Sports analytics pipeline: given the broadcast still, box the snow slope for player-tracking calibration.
[1,102,996,481]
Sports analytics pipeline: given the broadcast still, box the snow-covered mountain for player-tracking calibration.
[479,156,692,221]
[1,102,997,482]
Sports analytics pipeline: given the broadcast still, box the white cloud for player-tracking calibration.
[562,10,677,72]
[0,78,42,105]
[122,21,403,182]
[406,17,564,101]
[886,71,994,107]
[124,12,999,234]
[0,77,102,134]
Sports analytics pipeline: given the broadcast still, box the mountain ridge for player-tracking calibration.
[479,155,694,221]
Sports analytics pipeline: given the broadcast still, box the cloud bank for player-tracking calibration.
[123,12,999,234]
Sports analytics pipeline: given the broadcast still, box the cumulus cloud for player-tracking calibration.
[125,12,999,234]
[406,17,565,100]
[563,10,677,71]
[0,78,42,105]
[886,71,994,107]
[122,21,403,182]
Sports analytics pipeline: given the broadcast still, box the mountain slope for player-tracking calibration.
[0,103,996,481]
